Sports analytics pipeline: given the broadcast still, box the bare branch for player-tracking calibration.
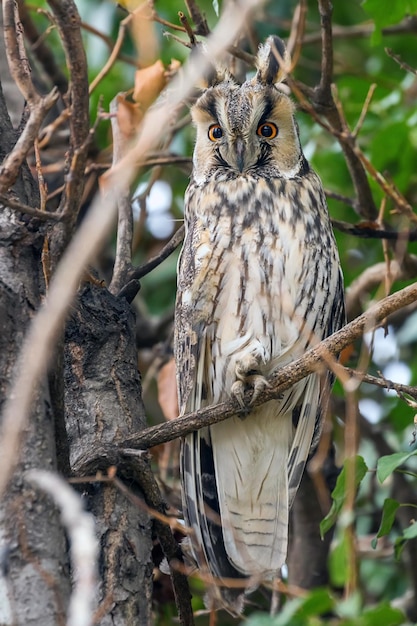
[302,17,417,44]
[108,95,134,295]
[121,281,417,452]
[332,219,417,242]
[345,257,417,319]
[89,11,137,95]
[0,192,63,221]
[386,47,417,75]
[125,224,184,281]
[47,0,90,227]
[0,0,59,193]
[317,0,334,102]
[345,368,417,400]
[17,0,69,94]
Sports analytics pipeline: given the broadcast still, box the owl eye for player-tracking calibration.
[257,122,278,138]
[208,124,223,141]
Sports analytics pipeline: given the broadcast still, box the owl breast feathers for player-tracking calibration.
[174,35,345,614]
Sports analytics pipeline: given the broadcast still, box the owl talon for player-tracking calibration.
[231,380,247,409]
[231,356,270,408]
[249,374,271,405]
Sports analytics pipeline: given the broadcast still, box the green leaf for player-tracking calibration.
[329,533,349,588]
[394,521,417,560]
[371,498,400,548]
[363,0,417,29]
[296,588,334,619]
[212,0,220,15]
[376,450,417,483]
[320,456,368,537]
[335,591,362,619]
[402,520,417,540]
[360,603,405,626]
[246,599,304,626]
[362,0,417,42]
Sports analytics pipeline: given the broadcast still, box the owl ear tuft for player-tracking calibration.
[256,36,290,86]
[193,43,237,89]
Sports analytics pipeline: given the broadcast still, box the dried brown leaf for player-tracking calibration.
[116,93,143,140]
[157,358,178,422]
[133,60,166,109]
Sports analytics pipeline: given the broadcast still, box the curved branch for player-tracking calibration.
[121,281,417,452]
[1,0,59,193]
[47,0,90,227]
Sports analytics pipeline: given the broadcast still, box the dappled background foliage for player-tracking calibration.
[2,0,417,624]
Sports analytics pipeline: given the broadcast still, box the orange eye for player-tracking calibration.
[257,122,278,139]
[208,124,223,141]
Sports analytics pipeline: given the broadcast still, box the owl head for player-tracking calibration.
[191,36,306,183]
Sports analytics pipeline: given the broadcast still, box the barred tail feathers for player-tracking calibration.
[210,403,293,576]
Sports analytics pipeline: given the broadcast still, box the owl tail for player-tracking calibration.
[181,401,293,614]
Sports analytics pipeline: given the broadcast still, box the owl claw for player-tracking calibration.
[231,380,247,409]
[231,356,270,408]
[249,374,271,405]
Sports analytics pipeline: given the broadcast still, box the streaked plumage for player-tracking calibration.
[174,36,345,613]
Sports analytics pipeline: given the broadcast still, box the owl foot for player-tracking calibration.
[231,356,270,408]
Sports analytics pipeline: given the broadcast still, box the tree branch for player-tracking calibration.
[120,281,417,452]
[0,0,59,193]
[47,0,90,230]
[332,219,417,242]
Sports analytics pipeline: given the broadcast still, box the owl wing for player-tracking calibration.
[175,214,250,611]
[175,215,205,416]
[287,269,346,504]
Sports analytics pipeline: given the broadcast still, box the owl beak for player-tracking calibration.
[234,136,246,173]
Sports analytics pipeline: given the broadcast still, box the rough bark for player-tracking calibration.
[0,90,70,625]
[64,284,153,625]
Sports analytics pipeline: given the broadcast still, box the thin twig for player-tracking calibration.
[317,0,334,102]
[350,141,417,222]
[184,0,209,36]
[286,0,307,71]
[17,0,68,93]
[108,95,134,295]
[353,83,377,138]
[385,48,417,75]
[178,11,197,46]
[331,219,417,242]
[47,0,90,226]
[152,10,187,33]
[89,12,135,95]
[81,21,138,68]
[302,17,417,44]
[345,256,417,319]
[345,368,417,400]
[0,193,63,221]
[1,0,59,193]
[127,224,184,282]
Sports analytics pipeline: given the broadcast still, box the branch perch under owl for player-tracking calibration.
[122,279,417,454]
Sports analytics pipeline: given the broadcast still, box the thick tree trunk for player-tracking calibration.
[64,284,153,625]
[0,91,71,624]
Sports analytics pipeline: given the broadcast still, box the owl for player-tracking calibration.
[174,35,345,614]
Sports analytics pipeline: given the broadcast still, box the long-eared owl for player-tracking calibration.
[174,35,345,614]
